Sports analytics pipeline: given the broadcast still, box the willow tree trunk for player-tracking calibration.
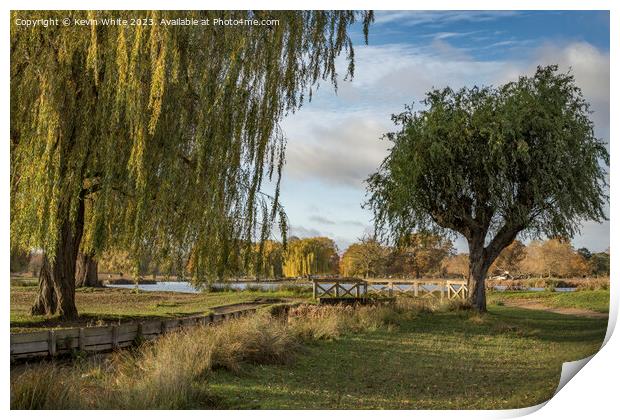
[467,256,490,312]
[467,236,491,312]
[75,252,101,287]
[31,256,56,315]
[30,198,85,319]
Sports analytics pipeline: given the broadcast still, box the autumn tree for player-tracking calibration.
[11,11,373,318]
[390,233,453,278]
[340,236,388,278]
[521,239,590,278]
[489,240,526,277]
[283,237,339,277]
[441,253,470,279]
[366,65,608,311]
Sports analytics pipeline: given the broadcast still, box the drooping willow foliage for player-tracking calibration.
[282,237,339,277]
[365,66,608,311]
[11,11,374,288]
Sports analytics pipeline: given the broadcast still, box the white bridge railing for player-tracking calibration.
[312,278,468,301]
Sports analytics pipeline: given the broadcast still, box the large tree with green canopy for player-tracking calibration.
[11,10,374,319]
[366,65,608,311]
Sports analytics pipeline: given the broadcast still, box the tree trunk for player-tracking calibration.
[466,225,520,312]
[75,252,101,287]
[30,256,56,315]
[467,236,491,312]
[468,256,489,312]
[30,197,85,320]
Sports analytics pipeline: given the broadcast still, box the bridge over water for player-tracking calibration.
[311,278,469,303]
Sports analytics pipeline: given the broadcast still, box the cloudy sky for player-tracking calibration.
[275,10,610,253]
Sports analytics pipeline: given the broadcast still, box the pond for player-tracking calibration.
[105,281,306,294]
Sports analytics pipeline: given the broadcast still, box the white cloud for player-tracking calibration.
[282,40,610,189]
[288,225,321,238]
[282,113,391,188]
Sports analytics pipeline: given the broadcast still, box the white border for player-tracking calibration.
[2,1,617,419]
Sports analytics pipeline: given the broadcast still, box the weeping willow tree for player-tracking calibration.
[282,237,339,277]
[366,66,608,311]
[11,10,374,319]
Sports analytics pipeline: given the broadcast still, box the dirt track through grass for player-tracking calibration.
[502,299,609,318]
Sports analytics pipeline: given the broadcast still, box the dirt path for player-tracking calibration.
[502,299,608,318]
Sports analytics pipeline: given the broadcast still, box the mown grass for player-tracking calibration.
[11,297,607,409]
[489,289,610,313]
[10,284,312,332]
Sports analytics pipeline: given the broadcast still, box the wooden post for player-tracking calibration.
[335,282,340,298]
[355,283,360,298]
[161,320,167,335]
[137,322,143,340]
[111,325,119,349]
[414,282,419,297]
[440,282,445,301]
[79,328,85,351]
[313,281,317,300]
[48,330,56,356]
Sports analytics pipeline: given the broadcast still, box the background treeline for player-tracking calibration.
[11,235,608,281]
[340,235,609,279]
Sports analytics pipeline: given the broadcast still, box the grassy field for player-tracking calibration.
[489,290,610,313]
[11,296,608,409]
[206,305,606,409]
[10,283,312,332]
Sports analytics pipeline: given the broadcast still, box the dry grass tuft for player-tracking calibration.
[10,363,80,409]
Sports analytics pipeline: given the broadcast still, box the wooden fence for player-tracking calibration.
[312,279,368,300]
[11,307,258,362]
[312,278,468,301]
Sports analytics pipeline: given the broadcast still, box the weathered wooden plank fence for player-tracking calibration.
[312,278,468,301]
[10,307,259,362]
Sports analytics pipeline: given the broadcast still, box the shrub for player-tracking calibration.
[209,313,299,370]
[576,278,609,291]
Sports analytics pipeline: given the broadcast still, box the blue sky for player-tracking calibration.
[274,10,610,253]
